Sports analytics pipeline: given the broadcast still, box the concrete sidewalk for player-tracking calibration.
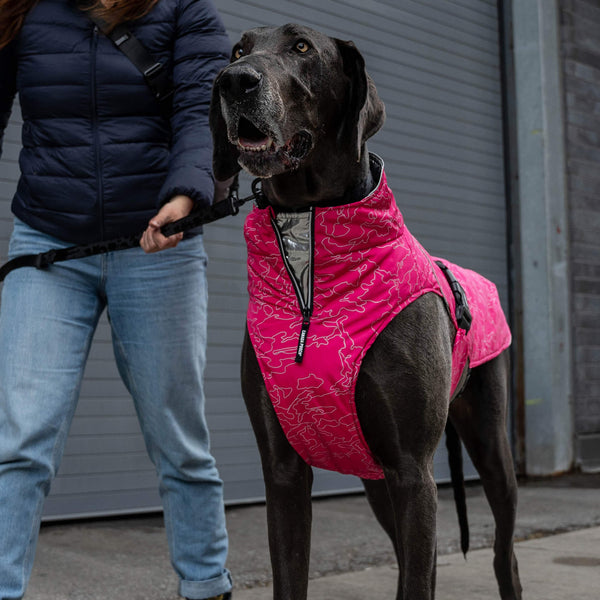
[235,527,600,600]
[26,473,600,599]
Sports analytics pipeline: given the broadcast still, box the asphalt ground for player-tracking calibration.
[25,472,600,599]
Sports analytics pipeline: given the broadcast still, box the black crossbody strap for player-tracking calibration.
[87,14,174,116]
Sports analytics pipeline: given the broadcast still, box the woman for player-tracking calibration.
[0,1,232,599]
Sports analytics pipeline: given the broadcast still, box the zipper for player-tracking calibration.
[91,25,104,240]
[270,207,315,363]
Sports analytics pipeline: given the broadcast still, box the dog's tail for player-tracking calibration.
[445,419,469,557]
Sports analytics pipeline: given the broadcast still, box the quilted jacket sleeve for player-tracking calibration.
[0,41,18,161]
[158,0,230,209]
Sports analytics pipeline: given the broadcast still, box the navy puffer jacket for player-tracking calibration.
[0,0,230,244]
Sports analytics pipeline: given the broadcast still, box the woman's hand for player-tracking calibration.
[140,195,194,253]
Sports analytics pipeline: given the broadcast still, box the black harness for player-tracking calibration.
[0,177,264,283]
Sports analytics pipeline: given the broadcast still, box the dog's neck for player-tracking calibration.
[260,148,374,210]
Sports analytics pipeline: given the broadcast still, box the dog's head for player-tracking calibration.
[210,24,385,188]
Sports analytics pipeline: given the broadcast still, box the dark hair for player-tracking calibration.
[0,0,160,49]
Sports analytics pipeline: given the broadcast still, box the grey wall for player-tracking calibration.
[560,0,600,471]
[0,0,509,519]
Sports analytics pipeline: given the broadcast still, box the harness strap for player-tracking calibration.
[0,176,259,283]
[435,260,473,333]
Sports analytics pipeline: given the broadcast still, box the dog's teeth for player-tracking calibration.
[237,138,275,153]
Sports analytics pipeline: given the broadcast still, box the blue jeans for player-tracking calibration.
[0,219,231,600]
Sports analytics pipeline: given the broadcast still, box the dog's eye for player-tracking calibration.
[294,40,310,54]
[233,46,244,60]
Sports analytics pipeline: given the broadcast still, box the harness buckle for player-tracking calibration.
[455,303,473,333]
[435,260,472,333]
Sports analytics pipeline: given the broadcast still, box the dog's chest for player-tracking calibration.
[244,165,442,479]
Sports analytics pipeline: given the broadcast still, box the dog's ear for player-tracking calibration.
[210,74,242,182]
[334,39,385,162]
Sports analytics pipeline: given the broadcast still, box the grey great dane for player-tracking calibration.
[209,24,522,600]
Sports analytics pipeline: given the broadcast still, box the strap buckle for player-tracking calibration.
[228,183,240,216]
[143,62,174,112]
[143,62,169,97]
[143,62,164,80]
[34,249,57,270]
[113,32,131,47]
[251,178,269,209]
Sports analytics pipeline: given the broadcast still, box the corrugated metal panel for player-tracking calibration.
[0,0,507,518]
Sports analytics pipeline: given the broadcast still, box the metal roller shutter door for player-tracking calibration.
[0,0,507,518]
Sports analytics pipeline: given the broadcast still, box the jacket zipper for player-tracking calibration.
[270,207,315,363]
[91,25,104,240]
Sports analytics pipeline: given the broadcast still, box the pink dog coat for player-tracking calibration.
[245,155,511,479]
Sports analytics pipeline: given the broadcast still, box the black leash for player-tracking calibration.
[0,177,267,283]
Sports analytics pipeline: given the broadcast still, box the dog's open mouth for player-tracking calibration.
[235,117,313,174]
[238,117,275,152]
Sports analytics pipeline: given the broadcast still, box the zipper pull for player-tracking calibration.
[295,313,311,363]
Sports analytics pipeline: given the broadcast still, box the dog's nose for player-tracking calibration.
[219,65,263,97]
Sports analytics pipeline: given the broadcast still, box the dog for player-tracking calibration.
[210,24,522,600]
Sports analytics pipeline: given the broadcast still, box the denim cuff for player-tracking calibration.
[179,569,232,599]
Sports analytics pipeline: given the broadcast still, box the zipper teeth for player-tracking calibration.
[308,206,314,313]
[91,26,104,241]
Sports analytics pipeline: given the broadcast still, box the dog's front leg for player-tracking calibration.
[241,332,314,600]
[360,389,445,600]
[383,464,439,600]
[263,445,313,600]
[356,295,453,599]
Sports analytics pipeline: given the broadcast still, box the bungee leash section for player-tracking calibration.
[0,177,267,283]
